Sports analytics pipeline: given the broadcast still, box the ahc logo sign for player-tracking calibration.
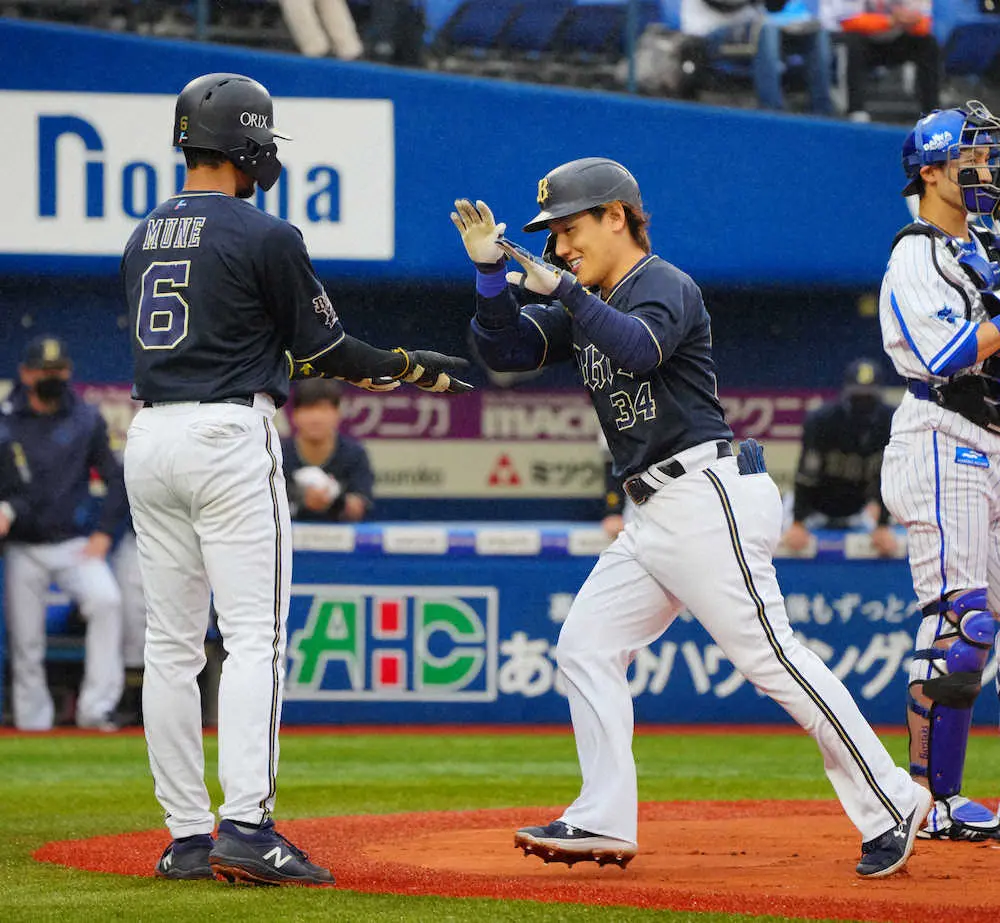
[285,585,499,701]
[4,90,394,260]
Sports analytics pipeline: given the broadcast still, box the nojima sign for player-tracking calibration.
[4,91,394,260]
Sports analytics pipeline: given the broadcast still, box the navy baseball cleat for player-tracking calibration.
[155,834,215,880]
[209,819,335,886]
[514,820,636,868]
[856,787,932,878]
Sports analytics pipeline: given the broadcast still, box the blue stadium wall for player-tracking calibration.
[0,17,911,388]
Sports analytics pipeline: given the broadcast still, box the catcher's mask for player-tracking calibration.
[902,101,1000,218]
[174,73,290,192]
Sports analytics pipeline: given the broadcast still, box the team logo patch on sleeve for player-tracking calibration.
[312,292,339,329]
[955,447,990,468]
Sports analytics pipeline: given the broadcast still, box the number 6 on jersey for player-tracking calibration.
[138,261,191,350]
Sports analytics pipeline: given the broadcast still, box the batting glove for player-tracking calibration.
[451,199,507,270]
[498,238,568,297]
[393,348,474,394]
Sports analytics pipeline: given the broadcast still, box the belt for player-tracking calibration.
[623,440,733,506]
[142,395,255,409]
[907,381,934,401]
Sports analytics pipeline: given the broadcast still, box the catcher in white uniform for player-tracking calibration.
[879,101,1000,841]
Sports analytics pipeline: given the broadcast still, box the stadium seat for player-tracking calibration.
[550,1,662,87]
[433,0,523,55]
[933,0,1000,77]
[500,2,572,54]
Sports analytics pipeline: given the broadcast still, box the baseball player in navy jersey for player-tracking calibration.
[452,157,930,878]
[121,72,471,885]
[879,102,1000,842]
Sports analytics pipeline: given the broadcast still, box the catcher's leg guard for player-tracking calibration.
[908,588,1000,841]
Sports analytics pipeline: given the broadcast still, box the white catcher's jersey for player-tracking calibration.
[880,227,989,385]
[879,224,1000,608]
[879,226,1000,450]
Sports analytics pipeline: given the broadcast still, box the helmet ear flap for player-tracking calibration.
[542,231,571,272]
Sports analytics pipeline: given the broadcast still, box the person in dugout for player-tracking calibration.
[0,336,128,731]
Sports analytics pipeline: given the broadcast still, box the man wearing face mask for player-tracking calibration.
[0,336,127,731]
[781,358,898,558]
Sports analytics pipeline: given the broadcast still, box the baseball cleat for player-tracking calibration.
[856,786,932,879]
[917,795,1000,841]
[209,820,335,886]
[514,820,637,869]
[154,834,215,880]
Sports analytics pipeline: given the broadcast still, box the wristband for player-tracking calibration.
[476,269,508,298]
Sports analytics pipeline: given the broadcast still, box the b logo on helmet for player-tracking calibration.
[537,178,549,206]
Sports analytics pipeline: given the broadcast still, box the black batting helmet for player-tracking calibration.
[523,157,642,232]
[173,73,290,191]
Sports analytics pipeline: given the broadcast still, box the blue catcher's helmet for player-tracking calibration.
[901,101,1000,217]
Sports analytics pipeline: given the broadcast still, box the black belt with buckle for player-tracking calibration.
[622,441,733,506]
[142,395,255,409]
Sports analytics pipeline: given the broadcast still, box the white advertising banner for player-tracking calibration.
[366,439,606,498]
[3,91,394,259]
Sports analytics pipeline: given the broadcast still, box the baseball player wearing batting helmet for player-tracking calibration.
[880,101,1000,842]
[122,72,472,885]
[452,156,931,878]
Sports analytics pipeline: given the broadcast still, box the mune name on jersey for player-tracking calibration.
[142,216,206,250]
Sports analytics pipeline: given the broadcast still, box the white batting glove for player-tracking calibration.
[451,199,507,267]
[498,238,567,296]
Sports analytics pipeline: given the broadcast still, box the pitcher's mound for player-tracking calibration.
[34,800,1000,921]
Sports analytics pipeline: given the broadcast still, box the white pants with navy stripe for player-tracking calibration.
[124,397,290,839]
[4,539,123,730]
[557,443,921,845]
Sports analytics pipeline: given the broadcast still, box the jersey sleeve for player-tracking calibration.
[259,221,345,363]
[884,236,979,377]
[471,300,574,371]
[629,271,701,364]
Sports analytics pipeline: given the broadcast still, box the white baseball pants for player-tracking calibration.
[557,443,921,844]
[124,397,290,839]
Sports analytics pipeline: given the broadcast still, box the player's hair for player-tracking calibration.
[912,174,927,197]
[293,378,344,409]
[183,147,230,169]
[587,202,651,253]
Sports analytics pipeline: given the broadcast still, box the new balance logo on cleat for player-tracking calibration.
[263,847,293,868]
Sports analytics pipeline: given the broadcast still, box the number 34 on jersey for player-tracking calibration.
[577,344,657,432]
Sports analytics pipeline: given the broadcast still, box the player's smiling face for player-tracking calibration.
[547,210,618,289]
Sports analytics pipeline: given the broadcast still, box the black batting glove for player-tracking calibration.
[393,348,474,394]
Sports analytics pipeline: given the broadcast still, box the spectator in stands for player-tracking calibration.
[282,379,375,522]
[819,0,939,122]
[781,358,898,557]
[279,0,363,60]
[681,0,834,115]
[0,337,127,731]
[365,0,426,65]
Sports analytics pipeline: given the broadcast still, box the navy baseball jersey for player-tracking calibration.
[478,255,732,478]
[121,191,344,407]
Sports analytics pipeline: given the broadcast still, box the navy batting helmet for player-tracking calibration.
[174,73,290,191]
[901,101,1000,216]
[523,157,642,232]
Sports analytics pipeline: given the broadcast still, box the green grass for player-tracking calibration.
[4,728,998,921]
